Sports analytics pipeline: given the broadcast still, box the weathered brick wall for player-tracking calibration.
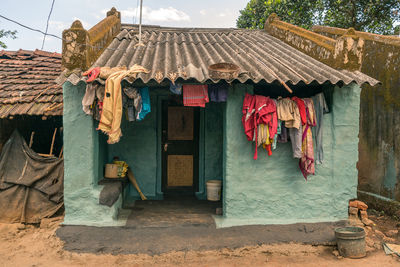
[62,7,121,71]
[358,40,400,200]
[313,25,400,201]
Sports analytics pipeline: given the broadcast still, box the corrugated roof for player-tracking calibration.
[0,49,63,118]
[78,24,378,86]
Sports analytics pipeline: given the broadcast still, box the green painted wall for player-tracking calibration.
[63,81,225,226]
[204,103,224,181]
[108,89,161,199]
[216,83,360,227]
[64,80,359,228]
[63,81,126,226]
[109,89,224,200]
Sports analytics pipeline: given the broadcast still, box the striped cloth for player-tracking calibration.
[183,85,209,107]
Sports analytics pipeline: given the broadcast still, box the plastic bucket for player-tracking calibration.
[335,227,366,258]
[206,180,222,201]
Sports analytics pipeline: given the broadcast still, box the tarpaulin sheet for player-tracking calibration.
[0,130,63,223]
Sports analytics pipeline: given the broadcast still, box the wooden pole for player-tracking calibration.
[49,128,57,156]
[252,55,293,94]
[59,146,63,158]
[127,168,147,200]
[29,131,35,148]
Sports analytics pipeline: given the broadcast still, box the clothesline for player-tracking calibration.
[81,66,230,144]
[242,92,328,180]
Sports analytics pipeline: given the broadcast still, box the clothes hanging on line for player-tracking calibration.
[183,85,209,107]
[299,98,316,180]
[276,98,301,129]
[242,93,277,160]
[289,125,303,158]
[169,83,182,95]
[278,124,288,143]
[82,82,96,115]
[97,65,150,144]
[242,93,323,180]
[242,93,256,142]
[257,124,272,156]
[208,84,228,102]
[83,67,100,82]
[272,120,281,150]
[122,87,141,122]
[292,97,307,125]
[312,92,329,164]
[138,87,151,121]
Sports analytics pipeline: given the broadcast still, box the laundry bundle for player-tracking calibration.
[82,65,150,144]
[242,93,278,160]
[242,93,328,180]
[171,83,228,107]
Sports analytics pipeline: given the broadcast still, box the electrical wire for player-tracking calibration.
[0,14,62,41]
[0,14,135,53]
[41,0,56,50]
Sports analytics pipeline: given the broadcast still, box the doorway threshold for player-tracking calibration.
[125,195,221,229]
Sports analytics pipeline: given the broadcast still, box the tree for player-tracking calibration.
[0,29,17,49]
[323,0,400,35]
[237,0,324,30]
[237,0,400,35]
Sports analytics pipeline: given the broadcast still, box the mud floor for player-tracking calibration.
[0,212,400,266]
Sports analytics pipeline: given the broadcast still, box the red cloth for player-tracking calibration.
[242,93,278,160]
[83,67,101,82]
[255,95,277,138]
[183,85,209,107]
[242,93,256,141]
[253,95,277,160]
[292,97,307,125]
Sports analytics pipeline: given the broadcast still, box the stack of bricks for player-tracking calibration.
[349,200,374,226]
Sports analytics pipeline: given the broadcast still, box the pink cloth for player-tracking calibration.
[83,67,100,82]
[299,98,316,180]
[183,85,209,107]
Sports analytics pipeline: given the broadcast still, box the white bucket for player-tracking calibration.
[206,180,222,201]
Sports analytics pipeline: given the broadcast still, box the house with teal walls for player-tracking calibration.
[59,9,379,227]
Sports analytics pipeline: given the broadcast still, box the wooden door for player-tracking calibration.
[162,101,199,193]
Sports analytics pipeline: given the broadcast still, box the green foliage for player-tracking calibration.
[237,0,400,35]
[0,29,17,49]
[237,0,324,29]
[323,0,400,35]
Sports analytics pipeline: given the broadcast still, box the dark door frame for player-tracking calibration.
[161,99,200,195]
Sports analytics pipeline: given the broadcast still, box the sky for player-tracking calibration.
[0,0,249,53]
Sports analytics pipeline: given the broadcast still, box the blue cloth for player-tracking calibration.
[169,83,182,95]
[208,84,228,102]
[272,120,282,150]
[138,87,151,121]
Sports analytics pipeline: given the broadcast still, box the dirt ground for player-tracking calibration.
[1,212,400,267]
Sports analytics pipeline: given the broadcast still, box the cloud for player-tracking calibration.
[120,6,190,23]
[199,9,207,16]
[49,20,71,31]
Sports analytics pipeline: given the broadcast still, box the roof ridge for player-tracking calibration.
[121,24,263,33]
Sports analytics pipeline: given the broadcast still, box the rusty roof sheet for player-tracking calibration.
[0,49,63,118]
[73,24,379,87]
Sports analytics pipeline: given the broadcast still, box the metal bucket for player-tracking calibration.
[335,227,366,258]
